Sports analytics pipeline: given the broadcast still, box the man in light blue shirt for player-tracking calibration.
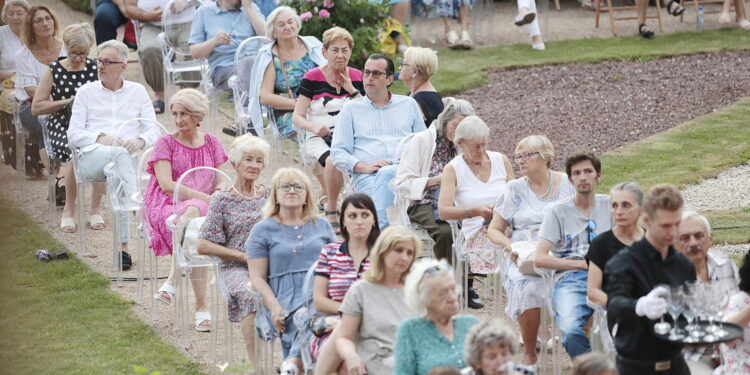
[331,54,426,229]
[188,0,265,90]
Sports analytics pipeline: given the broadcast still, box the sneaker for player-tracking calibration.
[532,42,546,51]
[222,124,239,137]
[459,30,474,49]
[445,30,460,49]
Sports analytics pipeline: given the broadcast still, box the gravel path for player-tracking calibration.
[683,160,750,211]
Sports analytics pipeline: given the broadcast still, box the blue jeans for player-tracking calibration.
[94,0,128,45]
[353,164,396,229]
[552,270,594,359]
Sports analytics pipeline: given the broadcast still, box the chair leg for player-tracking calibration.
[607,0,618,36]
[656,0,665,32]
[78,181,87,256]
[595,0,602,27]
[47,161,56,228]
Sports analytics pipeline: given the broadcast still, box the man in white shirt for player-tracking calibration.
[68,40,159,264]
[533,152,613,359]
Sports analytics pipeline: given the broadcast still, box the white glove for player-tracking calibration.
[635,285,668,320]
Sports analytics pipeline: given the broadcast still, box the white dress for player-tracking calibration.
[14,44,67,102]
[0,26,23,74]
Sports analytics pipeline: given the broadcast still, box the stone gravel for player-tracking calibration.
[682,160,750,212]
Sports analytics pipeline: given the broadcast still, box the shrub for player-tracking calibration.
[61,0,93,13]
[279,0,390,68]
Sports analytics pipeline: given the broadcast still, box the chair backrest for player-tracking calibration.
[160,0,196,57]
[39,115,59,162]
[234,36,272,96]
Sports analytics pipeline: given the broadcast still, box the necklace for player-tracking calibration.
[529,170,553,200]
[231,184,259,199]
[279,221,305,254]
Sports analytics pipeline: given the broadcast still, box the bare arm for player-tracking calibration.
[335,313,366,375]
[437,164,493,221]
[112,0,130,17]
[31,68,73,116]
[292,94,330,137]
[725,298,750,327]
[247,257,287,332]
[259,62,296,110]
[190,33,227,60]
[196,239,247,262]
[533,239,588,271]
[24,86,36,100]
[486,212,512,250]
[502,153,516,181]
[313,275,340,315]
[153,160,212,202]
[123,0,162,22]
[0,71,14,81]
[241,0,266,36]
[587,262,608,307]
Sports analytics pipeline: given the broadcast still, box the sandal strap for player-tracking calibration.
[324,210,339,215]
[195,311,211,322]
[158,282,176,296]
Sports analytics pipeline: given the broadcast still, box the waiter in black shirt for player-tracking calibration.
[605,184,696,375]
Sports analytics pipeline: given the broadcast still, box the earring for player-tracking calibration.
[412,73,417,78]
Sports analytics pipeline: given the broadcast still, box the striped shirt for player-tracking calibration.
[315,241,370,302]
[330,92,426,175]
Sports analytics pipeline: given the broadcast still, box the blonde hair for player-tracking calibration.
[228,134,270,167]
[322,26,353,49]
[62,23,94,52]
[404,47,438,78]
[262,168,319,222]
[454,115,489,145]
[169,88,209,121]
[266,6,301,41]
[643,183,683,216]
[2,0,29,24]
[572,352,616,375]
[516,135,554,167]
[365,226,422,283]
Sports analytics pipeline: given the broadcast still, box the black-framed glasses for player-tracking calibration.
[68,51,89,59]
[95,59,124,66]
[512,151,540,163]
[363,69,388,79]
[277,182,306,192]
[586,219,597,244]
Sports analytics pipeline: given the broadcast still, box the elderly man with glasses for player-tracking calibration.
[533,152,613,360]
[330,53,425,229]
[67,39,160,268]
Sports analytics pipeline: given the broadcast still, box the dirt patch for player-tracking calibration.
[459,50,750,168]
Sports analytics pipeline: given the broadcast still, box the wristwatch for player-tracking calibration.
[464,208,471,219]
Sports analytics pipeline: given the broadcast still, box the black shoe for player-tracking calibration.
[222,125,238,137]
[120,251,132,270]
[467,287,484,309]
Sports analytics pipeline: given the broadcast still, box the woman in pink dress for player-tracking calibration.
[144,88,228,332]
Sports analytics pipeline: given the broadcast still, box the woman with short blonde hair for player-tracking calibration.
[168,88,209,121]
[322,26,353,49]
[399,46,442,127]
[247,167,337,373]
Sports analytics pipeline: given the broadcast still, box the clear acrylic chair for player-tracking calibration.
[587,299,616,360]
[292,261,319,373]
[166,166,233,354]
[228,36,272,136]
[253,291,279,374]
[448,220,470,311]
[9,94,26,185]
[39,115,61,228]
[134,147,156,304]
[537,269,564,375]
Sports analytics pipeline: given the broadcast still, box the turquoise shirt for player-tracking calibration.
[394,314,479,375]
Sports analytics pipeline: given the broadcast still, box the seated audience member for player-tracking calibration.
[635,0,685,38]
[461,318,535,375]
[67,40,160,262]
[675,211,740,289]
[309,193,379,363]
[514,0,545,50]
[93,0,128,45]
[532,152,612,359]
[0,0,29,167]
[395,258,479,374]
[196,134,270,360]
[438,115,515,309]
[571,352,616,375]
[188,0,265,91]
[606,184,695,375]
[15,5,66,179]
[31,23,97,233]
[586,182,644,307]
[393,99,476,266]
[719,0,749,29]
[145,89,228,332]
[124,0,195,114]
[399,47,442,127]
[246,167,337,374]
[292,26,362,232]
[330,53,425,229]
[486,135,574,367]
[439,0,475,49]
[429,368,461,375]
[246,6,325,139]
[720,252,750,374]
[315,225,421,375]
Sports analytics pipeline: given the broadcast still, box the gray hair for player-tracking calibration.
[464,319,518,371]
[404,258,453,314]
[516,135,554,167]
[265,6,301,41]
[453,115,489,145]
[572,352,616,375]
[97,40,129,62]
[228,133,270,167]
[682,210,712,235]
[611,181,644,206]
[1,0,29,23]
[435,98,475,137]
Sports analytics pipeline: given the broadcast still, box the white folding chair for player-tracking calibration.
[228,36,272,136]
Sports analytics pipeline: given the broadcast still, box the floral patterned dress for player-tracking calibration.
[271,52,318,139]
[199,188,269,322]
[144,133,228,256]
[720,291,750,374]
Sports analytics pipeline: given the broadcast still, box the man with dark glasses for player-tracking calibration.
[533,152,613,359]
[331,53,425,229]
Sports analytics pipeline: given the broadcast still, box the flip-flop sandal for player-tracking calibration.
[60,217,76,233]
[665,0,685,16]
[639,23,655,38]
[154,283,175,305]
[152,100,165,114]
[739,19,750,29]
[89,214,105,230]
[195,311,211,332]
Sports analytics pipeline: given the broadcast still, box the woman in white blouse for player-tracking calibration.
[15,5,66,178]
[0,0,29,167]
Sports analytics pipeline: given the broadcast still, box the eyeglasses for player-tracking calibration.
[399,63,410,69]
[277,182,306,192]
[418,265,442,286]
[95,59,124,66]
[363,69,388,79]
[69,51,88,59]
[512,151,540,163]
[586,219,597,244]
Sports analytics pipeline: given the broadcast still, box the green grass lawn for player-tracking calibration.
[0,194,207,375]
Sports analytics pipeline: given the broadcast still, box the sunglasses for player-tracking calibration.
[586,219,597,244]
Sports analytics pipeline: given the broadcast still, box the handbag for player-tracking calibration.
[511,241,540,276]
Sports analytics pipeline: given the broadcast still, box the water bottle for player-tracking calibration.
[696,5,705,31]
